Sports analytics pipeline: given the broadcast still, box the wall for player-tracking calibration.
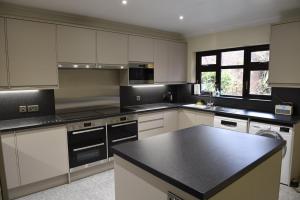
[186,24,271,82]
[0,90,55,120]
[54,69,120,99]
[120,85,178,107]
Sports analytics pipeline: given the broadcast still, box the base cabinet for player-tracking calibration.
[179,109,214,130]
[0,126,69,189]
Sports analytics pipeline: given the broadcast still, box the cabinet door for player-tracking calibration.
[269,22,300,86]
[198,111,214,127]
[154,40,169,83]
[163,110,178,132]
[6,19,58,87]
[57,25,96,63]
[98,31,128,65]
[178,110,200,129]
[0,17,8,87]
[129,36,154,63]
[1,134,20,189]
[16,126,69,185]
[168,42,187,83]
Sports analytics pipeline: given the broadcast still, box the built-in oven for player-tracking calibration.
[67,119,107,171]
[129,63,154,84]
[107,115,138,158]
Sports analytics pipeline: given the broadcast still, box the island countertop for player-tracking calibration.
[112,125,285,199]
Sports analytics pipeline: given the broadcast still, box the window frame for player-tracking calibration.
[196,44,271,100]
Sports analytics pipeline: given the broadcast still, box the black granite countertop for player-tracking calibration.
[0,103,298,133]
[113,125,285,199]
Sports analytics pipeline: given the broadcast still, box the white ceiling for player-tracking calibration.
[1,0,300,37]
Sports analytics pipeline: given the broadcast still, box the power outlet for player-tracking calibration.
[19,106,27,113]
[27,105,39,112]
[136,96,141,101]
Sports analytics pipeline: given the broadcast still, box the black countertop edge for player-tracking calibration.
[112,135,285,200]
[0,103,299,132]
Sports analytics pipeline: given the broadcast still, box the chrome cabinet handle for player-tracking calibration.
[73,143,105,152]
[111,121,137,128]
[72,127,104,135]
[112,135,137,143]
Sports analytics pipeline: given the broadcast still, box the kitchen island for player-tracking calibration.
[113,125,285,200]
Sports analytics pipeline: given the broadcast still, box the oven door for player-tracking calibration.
[68,126,107,168]
[107,121,138,157]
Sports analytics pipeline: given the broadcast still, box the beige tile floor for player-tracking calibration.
[17,170,300,200]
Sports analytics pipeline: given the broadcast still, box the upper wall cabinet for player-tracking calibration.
[269,21,300,87]
[0,17,8,87]
[154,40,187,83]
[6,19,58,87]
[57,25,97,64]
[168,42,187,83]
[129,35,154,63]
[97,31,128,65]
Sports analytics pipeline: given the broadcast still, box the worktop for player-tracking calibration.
[0,102,299,133]
[113,125,285,199]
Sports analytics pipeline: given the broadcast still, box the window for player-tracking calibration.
[196,45,271,99]
[201,72,216,92]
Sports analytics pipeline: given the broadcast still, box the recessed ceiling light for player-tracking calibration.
[179,15,184,20]
[122,0,127,5]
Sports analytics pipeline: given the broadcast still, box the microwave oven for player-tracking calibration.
[129,63,154,84]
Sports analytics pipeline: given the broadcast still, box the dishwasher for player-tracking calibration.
[214,116,248,133]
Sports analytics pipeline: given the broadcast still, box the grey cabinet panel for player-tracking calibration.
[168,42,187,83]
[129,36,154,63]
[269,21,300,87]
[6,19,58,87]
[1,134,20,189]
[98,31,128,65]
[16,126,69,185]
[57,25,97,63]
[154,40,169,83]
[0,18,8,87]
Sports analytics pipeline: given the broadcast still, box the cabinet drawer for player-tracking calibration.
[138,127,165,140]
[138,112,164,122]
[214,116,248,133]
[139,119,164,132]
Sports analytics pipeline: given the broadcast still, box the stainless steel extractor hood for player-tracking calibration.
[57,63,128,70]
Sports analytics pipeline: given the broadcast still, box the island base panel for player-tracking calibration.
[114,151,282,200]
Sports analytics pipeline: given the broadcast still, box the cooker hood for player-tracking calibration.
[57,63,128,70]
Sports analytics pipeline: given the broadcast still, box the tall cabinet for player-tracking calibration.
[6,19,58,87]
[269,21,300,87]
[0,17,8,87]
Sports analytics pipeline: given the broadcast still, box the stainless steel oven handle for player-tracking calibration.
[111,121,137,128]
[112,135,137,143]
[72,127,104,135]
[73,143,105,152]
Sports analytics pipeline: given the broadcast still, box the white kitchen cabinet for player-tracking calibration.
[1,134,20,189]
[57,25,96,64]
[269,21,300,87]
[138,110,179,139]
[6,19,58,87]
[154,40,187,83]
[168,42,187,83]
[154,40,169,83]
[179,109,214,130]
[129,36,154,63]
[97,31,128,65]
[0,17,8,88]
[163,110,178,132]
[16,126,69,186]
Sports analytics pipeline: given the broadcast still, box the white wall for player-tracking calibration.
[186,24,271,83]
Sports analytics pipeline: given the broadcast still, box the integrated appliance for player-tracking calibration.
[129,63,154,84]
[249,122,294,185]
[214,116,248,133]
[66,113,138,172]
[275,104,293,116]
